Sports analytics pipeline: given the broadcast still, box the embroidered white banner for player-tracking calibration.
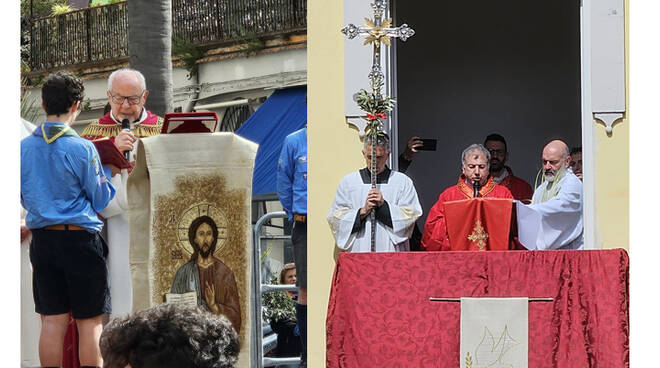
[128,132,257,367]
[460,297,528,368]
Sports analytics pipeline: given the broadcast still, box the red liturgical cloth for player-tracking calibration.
[443,198,513,251]
[326,250,629,368]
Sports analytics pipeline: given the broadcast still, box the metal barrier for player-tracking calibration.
[251,211,301,368]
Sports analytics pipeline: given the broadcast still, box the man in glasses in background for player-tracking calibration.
[80,68,163,319]
[483,133,534,203]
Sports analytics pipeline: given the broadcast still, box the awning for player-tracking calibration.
[236,86,307,196]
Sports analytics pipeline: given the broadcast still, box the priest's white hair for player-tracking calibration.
[461,143,491,167]
[108,68,147,92]
[363,134,390,152]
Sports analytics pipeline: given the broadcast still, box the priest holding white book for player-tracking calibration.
[519,139,584,250]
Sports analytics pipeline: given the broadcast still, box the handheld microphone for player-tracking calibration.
[121,119,131,160]
[473,180,481,198]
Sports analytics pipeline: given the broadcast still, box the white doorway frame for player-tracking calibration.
[580,0,598,249]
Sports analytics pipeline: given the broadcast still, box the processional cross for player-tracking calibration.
[341,0,415,251]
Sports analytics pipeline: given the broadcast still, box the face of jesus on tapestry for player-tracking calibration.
[462,151,489,186]
[363,145,390,175]
[194,222,216,258]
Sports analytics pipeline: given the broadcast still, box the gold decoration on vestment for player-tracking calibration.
[80,118,163,139]
[467,220,489,251]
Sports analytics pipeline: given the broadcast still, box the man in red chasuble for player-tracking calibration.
[483,133,533,203]
[81,68,163,144]
[421,144,513,251]
[80,68,163,318]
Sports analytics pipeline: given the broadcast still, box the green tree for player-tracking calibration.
[20,0,67,19]
[127,0,173,116]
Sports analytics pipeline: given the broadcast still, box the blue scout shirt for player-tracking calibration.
[277,127,307,221]
[21,122,115,233]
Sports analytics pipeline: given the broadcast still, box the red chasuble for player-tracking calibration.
[443,198,513,251]
[421,176,513,251]
[498,166,534,203]
[80,110,163,141]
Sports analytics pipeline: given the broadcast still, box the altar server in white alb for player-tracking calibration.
[528,139,584,249]
[327,135,422,252]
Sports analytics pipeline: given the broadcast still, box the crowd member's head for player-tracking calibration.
[362,134,391,175]
[41,71,85,120]
[541,140,571,182]
[279,263,297,285]
[100,303,239,368]
[107,68,149,122]
[483,133,508,175]
[570,146,583,180]
[461,144,490,186]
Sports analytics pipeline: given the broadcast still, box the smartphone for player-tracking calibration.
[418,138,437,151]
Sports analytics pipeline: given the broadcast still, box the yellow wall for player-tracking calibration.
[595,120,629,250]
[595,0,629,251]
[307,1,363,366]
[307,1,630,365]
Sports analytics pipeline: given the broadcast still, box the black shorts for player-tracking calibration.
[30,228,111,319]
[291,220,307,289]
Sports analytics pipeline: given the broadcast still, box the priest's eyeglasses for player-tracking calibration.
[109,91,144,105]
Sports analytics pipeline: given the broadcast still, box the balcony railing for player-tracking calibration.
[29,0,306,73]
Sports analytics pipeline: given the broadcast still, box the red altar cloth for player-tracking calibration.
[326,250,629,367]
[444,198,512,251]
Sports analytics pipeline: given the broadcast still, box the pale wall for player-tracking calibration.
[307,1,358,366]
[594,0,634,250]
[595,120,629,250]
[594,0,629,250]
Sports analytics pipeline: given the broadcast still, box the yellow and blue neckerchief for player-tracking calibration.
[35,122,79,144]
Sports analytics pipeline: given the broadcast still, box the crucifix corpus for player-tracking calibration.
[341,0,415,251]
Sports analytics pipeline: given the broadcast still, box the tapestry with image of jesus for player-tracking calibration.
[127,133,257,367]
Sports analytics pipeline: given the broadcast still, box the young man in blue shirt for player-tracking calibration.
[21,71,115,368]
[276,126,307,367]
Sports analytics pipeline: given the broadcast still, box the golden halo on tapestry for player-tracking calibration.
[176,202,229,255]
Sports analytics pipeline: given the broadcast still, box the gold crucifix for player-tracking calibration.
[467,220,489,251]
[341,0,415,82]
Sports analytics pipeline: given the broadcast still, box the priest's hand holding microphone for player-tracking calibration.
[360,188,384,219]
[106,120,136,177]
[114,119,137,160]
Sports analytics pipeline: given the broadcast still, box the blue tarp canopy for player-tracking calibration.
[236,86,306,196]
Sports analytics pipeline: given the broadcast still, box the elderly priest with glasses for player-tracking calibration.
[80,68,163,318]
